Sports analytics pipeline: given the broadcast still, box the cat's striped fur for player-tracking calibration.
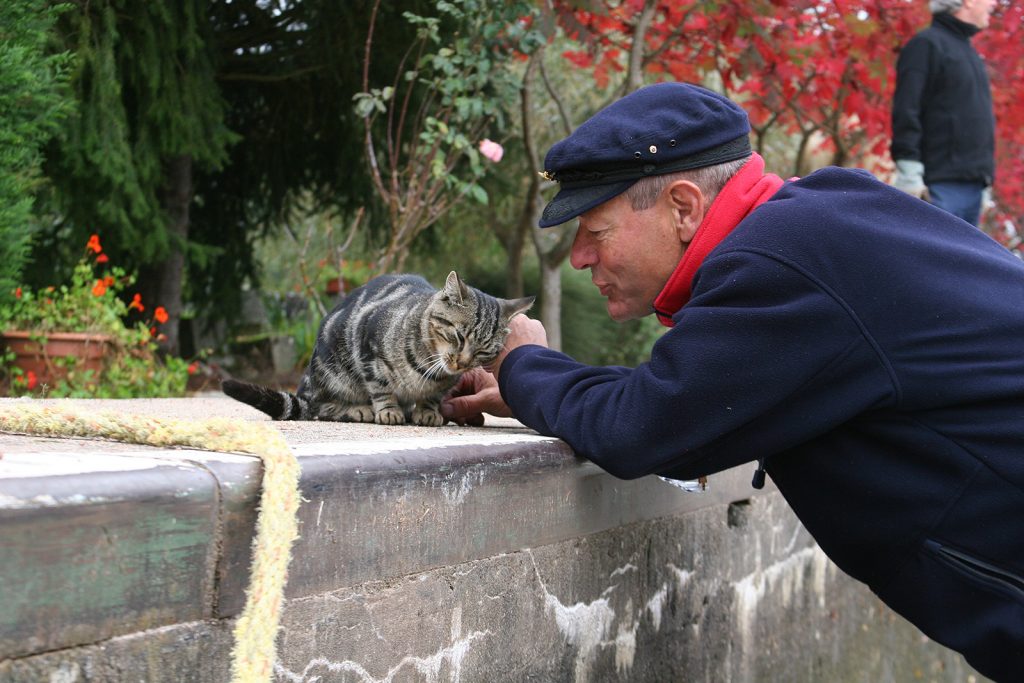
[222,271,533,426]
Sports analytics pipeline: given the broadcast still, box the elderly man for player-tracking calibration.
[891,0,997,225]
[442,82,1024,682]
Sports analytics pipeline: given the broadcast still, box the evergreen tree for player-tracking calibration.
[36,1,431,352]
[0,0,72,301]
[39,0,235,353]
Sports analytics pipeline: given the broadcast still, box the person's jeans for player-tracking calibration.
[928,181,985,227]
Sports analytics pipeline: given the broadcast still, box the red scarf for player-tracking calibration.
[652,153,784,327]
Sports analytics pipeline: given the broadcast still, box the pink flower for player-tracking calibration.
[479,139,504,163]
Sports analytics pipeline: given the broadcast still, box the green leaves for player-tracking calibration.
[0,0,73,301]
[353,87,394,118]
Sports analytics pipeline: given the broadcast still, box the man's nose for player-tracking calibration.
[569,229,594,270]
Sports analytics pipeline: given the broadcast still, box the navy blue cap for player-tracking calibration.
[538,82,752,228]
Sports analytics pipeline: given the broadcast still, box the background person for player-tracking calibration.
[443,82,1024,682]
[891,0,997,226]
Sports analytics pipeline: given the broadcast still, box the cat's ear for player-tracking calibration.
[442,270,470,305]
[500,295,535,321]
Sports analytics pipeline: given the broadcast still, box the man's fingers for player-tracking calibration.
[441,394,483,421]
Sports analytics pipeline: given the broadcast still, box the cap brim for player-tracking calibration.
[538,180,635,228]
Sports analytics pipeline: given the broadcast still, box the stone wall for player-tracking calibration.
[0,398,986,682]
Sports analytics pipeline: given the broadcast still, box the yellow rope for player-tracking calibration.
[0,402,301,683]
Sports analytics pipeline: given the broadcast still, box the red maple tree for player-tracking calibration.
[551,0,1024,251]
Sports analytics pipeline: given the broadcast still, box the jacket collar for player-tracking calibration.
[933,12,981,39]
[651,153,784,327]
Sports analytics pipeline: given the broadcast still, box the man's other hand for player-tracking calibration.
[441,368,509,425]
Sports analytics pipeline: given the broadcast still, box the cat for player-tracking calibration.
[222,271,534,426]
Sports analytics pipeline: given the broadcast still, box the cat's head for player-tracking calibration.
[427,271,534,374]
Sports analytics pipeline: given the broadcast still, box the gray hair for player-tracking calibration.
[625,156,751,212]
[929,0,962,13]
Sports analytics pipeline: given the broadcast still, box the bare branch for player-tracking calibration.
[538,52,573,137]
[625,0,657,94]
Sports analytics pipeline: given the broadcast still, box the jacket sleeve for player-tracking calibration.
[498,250,895,480]
[891,36,933,163]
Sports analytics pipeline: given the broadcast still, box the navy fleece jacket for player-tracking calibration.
[499,167,1024,681]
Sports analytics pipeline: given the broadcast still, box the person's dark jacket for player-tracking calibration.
[891,12,995,185]
[500,168,1024,681]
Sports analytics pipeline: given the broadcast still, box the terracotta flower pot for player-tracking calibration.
[1,331,112,387]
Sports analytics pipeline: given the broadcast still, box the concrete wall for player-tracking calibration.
[0,398,986,682]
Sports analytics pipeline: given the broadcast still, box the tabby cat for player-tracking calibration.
[222,271,533,426]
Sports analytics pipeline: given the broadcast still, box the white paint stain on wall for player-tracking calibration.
[440,468,487,506]
[645,586,669,632]
[48,663,80,683]
[274,628,491,683]
[732,545,832,676]
[527,549,616,683]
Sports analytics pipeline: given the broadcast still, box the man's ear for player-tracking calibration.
[665,180,706,245]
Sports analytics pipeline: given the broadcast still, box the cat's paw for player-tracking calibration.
[412,406,444,427]
[375,407,406,425]
[339,405,375,423]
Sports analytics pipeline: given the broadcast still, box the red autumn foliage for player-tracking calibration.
[551,0,1024,251]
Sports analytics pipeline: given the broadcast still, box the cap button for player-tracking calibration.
[649,145,658,154]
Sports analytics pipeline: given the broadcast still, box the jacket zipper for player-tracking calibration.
[926,540,1024,600]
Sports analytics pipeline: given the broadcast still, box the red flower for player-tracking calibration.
[96,254,109,264]
[128,293,145,312]
[92,280,107,297]
[103,275,115,287]
[25,371,37,390]
[154,306,169,324]
[86,234,102,254]
[187,362,199,375]
[14,287,21,299]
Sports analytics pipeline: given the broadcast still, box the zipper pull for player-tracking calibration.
[751,457,766,489]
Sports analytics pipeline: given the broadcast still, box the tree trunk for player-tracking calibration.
[531,222,575,352]
[538,258,562,351]
[504,234,525,299]
[154,154,192,355]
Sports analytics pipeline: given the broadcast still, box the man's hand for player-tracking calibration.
[488,315,549,378]
[441,368,508,425]
[441,315,549,425]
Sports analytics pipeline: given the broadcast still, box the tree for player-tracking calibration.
[35,1,441,352]
[976,0,1024,249]
[0,0,71,300]
[41,0,234,354]
[553,0,1024,248]
[356,0,544,273]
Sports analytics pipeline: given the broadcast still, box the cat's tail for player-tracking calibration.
[221,379,309,420]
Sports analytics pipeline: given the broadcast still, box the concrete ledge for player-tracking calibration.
[0,397,986,681]
[0,398,747,658]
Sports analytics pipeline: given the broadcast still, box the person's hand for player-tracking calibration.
[441,315,549,425]
[441,367,509,425]
[893,159,930,201]
[488,314,549,379]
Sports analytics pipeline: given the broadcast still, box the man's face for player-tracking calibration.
[569,192,687,322]
[957,0,996,29]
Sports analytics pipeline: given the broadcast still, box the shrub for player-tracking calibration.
[0,234,195,397]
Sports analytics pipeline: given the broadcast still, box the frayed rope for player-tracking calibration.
[0,402,300,683]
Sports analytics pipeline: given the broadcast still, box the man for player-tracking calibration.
[442,82,1024,682]
[891,0,997,226]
